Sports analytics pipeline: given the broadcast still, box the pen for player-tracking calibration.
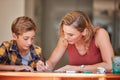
[43,57,46,66]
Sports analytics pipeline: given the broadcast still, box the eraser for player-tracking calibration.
[66,70,77,73]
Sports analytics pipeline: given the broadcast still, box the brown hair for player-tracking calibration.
[11,16,37,35]
[59,11,94,43]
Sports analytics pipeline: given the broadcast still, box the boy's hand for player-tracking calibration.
[36,60,46,72]
[14,65,34,72]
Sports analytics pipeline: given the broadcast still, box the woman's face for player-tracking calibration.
[63,25,83,44]
[13,30,35,51]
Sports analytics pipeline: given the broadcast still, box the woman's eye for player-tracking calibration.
[69,34,73,36]
[24,38,28,40]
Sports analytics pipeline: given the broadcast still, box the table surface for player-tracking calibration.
[0,72,120,78]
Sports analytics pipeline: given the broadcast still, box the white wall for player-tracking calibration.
[0,0,25,42]
[25,0,35,19]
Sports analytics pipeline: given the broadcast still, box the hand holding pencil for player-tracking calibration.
[36,60,46,72]
[36,58,53,72]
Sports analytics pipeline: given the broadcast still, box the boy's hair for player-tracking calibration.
[11,16,37,35]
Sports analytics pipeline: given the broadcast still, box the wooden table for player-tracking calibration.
[0,72,120,80]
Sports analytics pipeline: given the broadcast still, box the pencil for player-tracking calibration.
[43,57,46,66]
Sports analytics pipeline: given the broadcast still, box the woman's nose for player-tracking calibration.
[64,35,69,40]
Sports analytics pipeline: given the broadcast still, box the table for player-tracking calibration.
[0,72,120,80]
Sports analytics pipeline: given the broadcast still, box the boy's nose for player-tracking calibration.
[27,40,32,45]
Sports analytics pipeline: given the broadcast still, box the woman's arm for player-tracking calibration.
[46,37,68,70]
[81,28,114,72]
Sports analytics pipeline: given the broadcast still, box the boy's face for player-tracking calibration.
[13,30,35,51]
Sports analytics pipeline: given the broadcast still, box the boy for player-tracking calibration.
[0,16,44,72]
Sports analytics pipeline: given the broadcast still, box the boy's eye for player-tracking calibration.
[31,37,35,40]
[23,37,29,40]
[23,37,35,40]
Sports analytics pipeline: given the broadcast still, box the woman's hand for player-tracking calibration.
[54,65,78,72]
[14,65,34,72]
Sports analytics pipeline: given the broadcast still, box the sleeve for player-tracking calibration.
[0,42,8,64]
[30,45,42,70]
[34,46,42,60]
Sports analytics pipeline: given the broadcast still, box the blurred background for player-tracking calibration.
[0,0,120,69]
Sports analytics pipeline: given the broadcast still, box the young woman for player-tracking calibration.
[37,11,114,73]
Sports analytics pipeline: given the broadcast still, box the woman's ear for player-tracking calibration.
[12,33,17,40]
[82,28,88,36]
